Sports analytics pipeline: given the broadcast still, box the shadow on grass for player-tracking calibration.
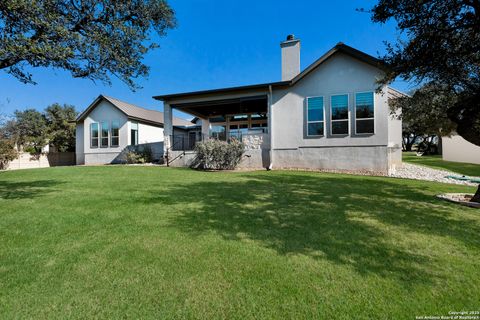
[0,179,63,200]
[141,172,480,285]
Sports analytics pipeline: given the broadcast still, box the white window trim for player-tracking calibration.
[330,93,350,136]
[90,122,99,149]
[354,91,375,135]
[100,121,109,148]
[306,96,325,137]
[110,120,120,147]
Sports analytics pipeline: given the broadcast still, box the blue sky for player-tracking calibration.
[0,0,408,119]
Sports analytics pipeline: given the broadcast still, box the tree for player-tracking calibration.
[0,0,175,90]
[392,84,457,153]
[12,109,49,153]
[368,0,480,146]
[45,103,77,152]
[0,139,18,170]
[368,0,480,202]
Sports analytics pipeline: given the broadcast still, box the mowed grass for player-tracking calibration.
[0,166,479,319]
[403,152,480,177]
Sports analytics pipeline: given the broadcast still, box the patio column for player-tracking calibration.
[268,85,274,169]
[164,102,173,154]
[201,117,210,140]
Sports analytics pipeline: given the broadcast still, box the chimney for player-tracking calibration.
[280,34,301,81]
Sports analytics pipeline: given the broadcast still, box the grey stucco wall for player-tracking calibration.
[270,52,395,172]
[273,146,388,172]
[75,123,84,165]
[78,100,166,165]
[81,100,129,165]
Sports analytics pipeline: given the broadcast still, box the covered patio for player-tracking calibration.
[154,86,275,167]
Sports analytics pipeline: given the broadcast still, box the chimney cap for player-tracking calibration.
[286,34,295,41]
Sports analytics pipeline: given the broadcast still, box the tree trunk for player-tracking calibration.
[471,185,480,203]
[438,136,443,155]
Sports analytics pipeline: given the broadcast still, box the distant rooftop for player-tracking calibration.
[77,95,193,127]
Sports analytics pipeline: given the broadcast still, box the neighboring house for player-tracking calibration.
[154,36,404,173]
[75,95,192,165]
[442,135,480,165]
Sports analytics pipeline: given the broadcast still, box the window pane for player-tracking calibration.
[101,122,109,147]
[356,119,374,134]
[250,113,267,120]
[131,122,138,130]
[355,92,374,118]
[332,94,348,120]
[229,114,248,122]
[331,94,349,120]
[111,121,119,146]
[111,121,119,136]
[307,97,324,122]
[332,120,348,135]
[308,122,324,136]
[91,123,99,147]
[131,129,138,145]
[91,123,99,138]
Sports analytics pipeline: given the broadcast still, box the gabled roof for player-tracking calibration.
[76,95,193,127]
[154,43,387,101]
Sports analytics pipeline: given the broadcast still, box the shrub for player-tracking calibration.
[192,138,245,170]
[125,151,146,164]
[138,145,154,163]
[0,139,18,170]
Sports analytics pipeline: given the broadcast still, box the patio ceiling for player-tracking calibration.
[171,95,268,118]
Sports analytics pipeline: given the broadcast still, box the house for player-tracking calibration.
[154,36,403,173]
[75,95,193,165]
[442,135,480,165]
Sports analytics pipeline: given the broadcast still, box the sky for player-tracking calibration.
[0,0,409,120]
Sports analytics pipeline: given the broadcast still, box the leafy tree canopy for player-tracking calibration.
[368,0,480,146]
[393,84,457,137]
[45,103,77,152]
[11,109,49,153]
[0,0,176,90]
[393,84,457,152]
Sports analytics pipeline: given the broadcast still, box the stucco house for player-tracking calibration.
[442,135,480,165]
[154,36,404,173]
[75,95,193,165]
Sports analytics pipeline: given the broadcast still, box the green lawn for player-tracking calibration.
[0,167,479,319]
[403,152,480,176]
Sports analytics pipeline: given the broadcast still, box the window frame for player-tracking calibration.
[354,91,375,135]
[330,93,350,136]
[100,121,109,148]
[110,120,120,147]
[306,96,325,137]
[130,121,139,146]
[90,122,99,148]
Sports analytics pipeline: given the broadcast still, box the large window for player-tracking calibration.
[111,120,120,147]
[131,122,138,145]
[90,123,99,148]
[355,92,375,134]
[209,113,268,141]
[100,121,109,148]
[331,94,349,135]
[306,97,324,136]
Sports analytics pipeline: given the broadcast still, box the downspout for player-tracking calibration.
[268,85,274,170]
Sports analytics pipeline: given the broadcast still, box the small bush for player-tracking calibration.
[0,139,18,170]
[138,145,154,163]
[192,138,245,170]
[125,151,146,164]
